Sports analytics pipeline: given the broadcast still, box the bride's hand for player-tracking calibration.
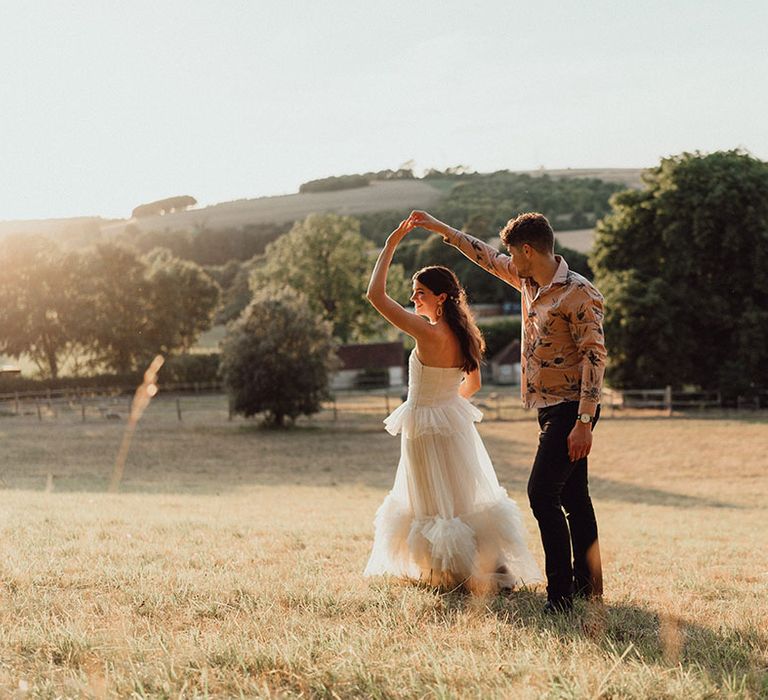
[389,216,414,242]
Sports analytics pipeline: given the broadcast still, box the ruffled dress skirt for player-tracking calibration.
[363,353,542,594]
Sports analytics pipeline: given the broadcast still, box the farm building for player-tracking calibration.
[332,342,405,390]
[489,340,521,385]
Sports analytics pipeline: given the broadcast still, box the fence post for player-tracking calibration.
[489,392,500,420]
[81,399,86,423]
[176,397,182,422]
[228,396,233,421]
[664,385,673,416]
[14,391,19,415]
[35,399,42,422]
[333,397,338,422]
[385,391,390,415]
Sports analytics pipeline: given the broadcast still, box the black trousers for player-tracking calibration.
[527,401,600,601]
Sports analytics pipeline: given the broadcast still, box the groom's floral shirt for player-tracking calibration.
[444,228,607,415]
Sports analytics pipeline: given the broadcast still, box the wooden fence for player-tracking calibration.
[0,382,223,422]
[0,382,764,425]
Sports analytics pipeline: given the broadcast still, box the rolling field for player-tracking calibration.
[98,181,446,237]
[0,395,766,698]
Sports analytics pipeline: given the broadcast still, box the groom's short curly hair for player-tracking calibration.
[500,213,555,254]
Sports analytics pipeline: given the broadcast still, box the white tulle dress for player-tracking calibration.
[364,350,543,593]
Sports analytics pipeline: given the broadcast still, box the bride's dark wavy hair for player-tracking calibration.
[413,266,486,373]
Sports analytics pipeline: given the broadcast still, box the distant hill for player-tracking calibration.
[99,179,445,237]
[0,168,645,241]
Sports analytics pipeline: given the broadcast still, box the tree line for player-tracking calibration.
[131,195,197,219]
[0,237,219,379]
[298,167,416,193]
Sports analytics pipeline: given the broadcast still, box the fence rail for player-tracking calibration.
[0,380,222,402]
[0,382,765,426]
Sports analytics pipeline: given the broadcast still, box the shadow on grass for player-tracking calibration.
[590,410,768,425]
[589,476,742,509]
[493,470,741,510]
[432,587,767,695]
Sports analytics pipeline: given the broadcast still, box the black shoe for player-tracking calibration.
[574,577,599,599]
[543,597,573,615]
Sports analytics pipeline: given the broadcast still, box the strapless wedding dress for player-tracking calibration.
[364,350,542,593]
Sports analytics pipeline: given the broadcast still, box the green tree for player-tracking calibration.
[80,243,155,373]
[251,213,408,342]
[591,150,768,397]
[80,243,219,373]
[220,287,337,427]
[143,249,220,354]
[0,235,85,378]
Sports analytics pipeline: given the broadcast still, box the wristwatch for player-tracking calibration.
[577,413,593,424]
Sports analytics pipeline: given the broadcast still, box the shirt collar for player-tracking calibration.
[528,256,570,294]
[551,255,570,285]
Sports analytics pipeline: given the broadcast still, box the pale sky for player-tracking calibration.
[1,0,766,221]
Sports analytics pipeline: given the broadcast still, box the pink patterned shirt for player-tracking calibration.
[444,228,607,414]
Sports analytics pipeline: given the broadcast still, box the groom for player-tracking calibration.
[409,210,607,613]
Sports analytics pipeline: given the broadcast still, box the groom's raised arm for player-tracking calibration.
[409,211,521,291]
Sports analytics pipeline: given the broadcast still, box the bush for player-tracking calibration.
[219,288,337,427]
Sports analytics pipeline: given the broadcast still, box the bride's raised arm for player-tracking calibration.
[366,218,433,340]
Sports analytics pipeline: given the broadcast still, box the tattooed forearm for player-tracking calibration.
[445,228,521,289]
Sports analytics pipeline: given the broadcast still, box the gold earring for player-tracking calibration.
[436,304,443,318]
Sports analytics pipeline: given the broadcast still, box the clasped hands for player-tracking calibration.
[390,210,444,242]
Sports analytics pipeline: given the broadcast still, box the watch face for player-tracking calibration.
[579,414,591,423]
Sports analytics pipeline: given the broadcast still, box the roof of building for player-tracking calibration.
[336,342,404,370]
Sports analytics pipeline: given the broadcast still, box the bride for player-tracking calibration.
[363,215,542,594]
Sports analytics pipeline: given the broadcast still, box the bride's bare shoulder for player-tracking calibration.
[416,326,463,366]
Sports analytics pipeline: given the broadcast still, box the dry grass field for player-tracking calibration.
[0,393,766,698]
